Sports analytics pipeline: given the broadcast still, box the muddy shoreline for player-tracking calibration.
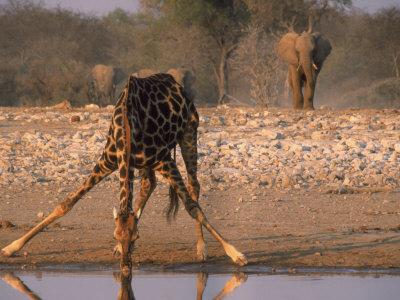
[1,262,400,276]
[1,186,399,270]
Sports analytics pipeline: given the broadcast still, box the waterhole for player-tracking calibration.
[1,267,399,300]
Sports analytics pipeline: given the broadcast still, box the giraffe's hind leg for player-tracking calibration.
[179,122,206,261]
[134,168,156,240]
[156,159,247,266]
[1,154,116,257]
[134,168,157,221]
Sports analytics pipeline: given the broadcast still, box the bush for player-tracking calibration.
[337,78,400,108]
[0,1,111,106]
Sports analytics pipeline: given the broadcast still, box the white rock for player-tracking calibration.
[345,139,366,148]
[85,104,100,110]
[349,116,361,123]
[260,129,284,140]
[394,143,400,153]
[73,132,83,140]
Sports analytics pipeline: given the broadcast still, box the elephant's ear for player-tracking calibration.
[277,32,299,65]
[113,68,127,85]
[167,68,197,101]
[312,33,332,69]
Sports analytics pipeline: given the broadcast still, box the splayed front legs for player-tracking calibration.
[1,161,114,257]
[157,159,247,266]
[179,121,206,262]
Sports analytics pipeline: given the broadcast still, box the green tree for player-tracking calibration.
[244,0,352,33]
[141,0,251,104]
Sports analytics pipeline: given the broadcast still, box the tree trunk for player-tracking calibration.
[216,47,230,105]
[394,52,399,79]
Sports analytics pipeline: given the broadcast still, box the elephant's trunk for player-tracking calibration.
[307,15,314,33]
[300,56,316,109]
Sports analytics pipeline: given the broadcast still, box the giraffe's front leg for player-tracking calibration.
[113,168,156,258]
[157,159,247,266]
[179,119,206,262]
[2,158,116,258]
[113,209,136,275]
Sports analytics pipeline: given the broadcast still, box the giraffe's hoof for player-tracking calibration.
[224,244,248,266]
[234,253,248,267]
[113,245,122,257]
[121,266,132,277]
[1,246,16,257]
[197,251,207,262]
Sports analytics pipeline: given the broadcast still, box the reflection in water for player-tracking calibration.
[114,273,135,300]
[196,272,208,300]
[196,272,247,300]
[1,273,42,300]
[2,270,399,299]
[2,271,247,300]
[214,273,247,300]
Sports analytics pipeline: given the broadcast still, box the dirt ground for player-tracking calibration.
[0,107,400,270]
[1,179,400,270]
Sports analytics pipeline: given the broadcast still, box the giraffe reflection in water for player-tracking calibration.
[114,271,247,300]
[1,272,42,300]
[1,271,247,300]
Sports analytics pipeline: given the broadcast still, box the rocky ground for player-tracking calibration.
[1,105,399,190]
[0,105,399,269]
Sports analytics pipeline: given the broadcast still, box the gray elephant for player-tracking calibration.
[87,64,126,106]
[277,24,331,109]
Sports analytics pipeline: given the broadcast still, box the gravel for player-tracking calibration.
[1,106,399,191]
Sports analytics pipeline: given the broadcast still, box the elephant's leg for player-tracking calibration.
[289,65,303,109]
[284,70,291,103]
[303,77,316,110]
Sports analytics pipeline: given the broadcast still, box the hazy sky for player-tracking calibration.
[353,0,400,12]
[38,0,140,15]
[1,0,400,15]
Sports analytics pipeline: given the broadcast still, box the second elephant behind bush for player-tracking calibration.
[87,65,126,106]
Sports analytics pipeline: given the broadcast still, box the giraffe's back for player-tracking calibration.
[112,73,195,169]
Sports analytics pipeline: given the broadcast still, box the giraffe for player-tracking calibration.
[1,73,247,273]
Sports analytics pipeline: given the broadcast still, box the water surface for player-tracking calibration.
[1,269,399,300]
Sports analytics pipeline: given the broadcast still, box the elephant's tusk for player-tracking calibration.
[312,63,318,70]
[297,64,301,71]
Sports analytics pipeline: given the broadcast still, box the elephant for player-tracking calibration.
[132,67,197,102]
[277,25,331,109]
[166,68,197,102]
[87,64,126,106]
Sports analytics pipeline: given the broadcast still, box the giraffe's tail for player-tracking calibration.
[167,146,179,221]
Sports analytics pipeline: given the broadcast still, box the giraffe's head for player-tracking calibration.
[113,207,138,275]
